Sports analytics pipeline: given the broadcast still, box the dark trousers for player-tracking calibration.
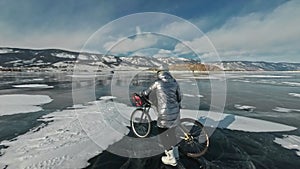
[157,127,177,150]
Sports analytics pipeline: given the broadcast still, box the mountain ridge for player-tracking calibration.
[0,47,300,72]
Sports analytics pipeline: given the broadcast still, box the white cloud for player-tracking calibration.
[0,29,93,51]
[174,37,215,54]
[200,50,252,61]
[208,1,300,52]
[129,48,160,57]
[160,21,203,40]
[173,0,300,62]
[152,49,174,58]
[129,48,177,59]
[103,33,159,54]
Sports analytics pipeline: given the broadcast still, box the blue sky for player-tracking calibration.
[0,0,299,62]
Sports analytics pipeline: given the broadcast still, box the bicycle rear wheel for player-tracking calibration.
[130,108,151,138]
[176,118,209,158]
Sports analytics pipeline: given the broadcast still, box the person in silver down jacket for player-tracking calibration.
[142,70,182,166]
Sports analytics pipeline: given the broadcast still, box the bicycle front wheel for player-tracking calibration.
[130,108,151,138]
[176,118,209,158]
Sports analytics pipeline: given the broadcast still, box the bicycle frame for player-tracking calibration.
[139,103,190,140]
[131,93,209,157]
[140,106,151,120]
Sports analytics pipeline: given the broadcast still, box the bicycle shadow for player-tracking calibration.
[199,114,236,129]
[85,121,207,169]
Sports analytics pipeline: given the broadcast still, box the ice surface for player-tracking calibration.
[231,78,300,87]
[12,84,54,89]
[274,135,300,156]
[242,75,292,78]
[0,94,53,116]
[282,82,300,87]
[0,100,297,168]
[225,74,292,79]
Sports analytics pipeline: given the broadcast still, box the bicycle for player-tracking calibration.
[130,93,209,158]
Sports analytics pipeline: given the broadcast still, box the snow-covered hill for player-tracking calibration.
[0,47,195,71]
[219,61,300,71]
[0,47,300,72]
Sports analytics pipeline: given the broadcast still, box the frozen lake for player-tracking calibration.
[0,71,299,168]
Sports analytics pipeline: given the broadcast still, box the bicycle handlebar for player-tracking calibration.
[133,93,152,107]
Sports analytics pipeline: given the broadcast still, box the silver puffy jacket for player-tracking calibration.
[143,71,182,128]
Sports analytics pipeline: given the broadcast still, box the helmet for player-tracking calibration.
[157,70,173,80]
[157,64,169,71]
[156,64,169,77]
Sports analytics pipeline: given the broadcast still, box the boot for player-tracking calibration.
[161,149,177,166]
[163,146,179,160]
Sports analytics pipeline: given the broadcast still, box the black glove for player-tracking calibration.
[140,91,145,96]
[142,90,149,96]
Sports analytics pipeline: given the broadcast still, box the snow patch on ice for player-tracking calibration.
[181,109,297,132]
[67,74,97,78]
[274,135,300,156]
[213,111,296,132]
[12,84,54,89]
[0,48,13,54]
[0,100,129,169]
[234,104,256,112]
[99,96,117,100]
[32,78,44,81]
[289,93,300,98]
[183,94,203,98]
[273,107,300,113]
[0,94,53,116]
[232,79,251,83]
[67,104,87,109]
